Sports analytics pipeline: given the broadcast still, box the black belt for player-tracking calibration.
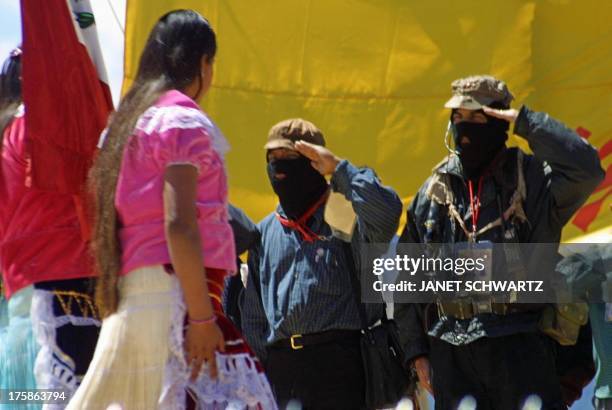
[271,329,361,351]
[437,300,545,320]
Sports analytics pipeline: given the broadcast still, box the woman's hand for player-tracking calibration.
[184,320,226,381]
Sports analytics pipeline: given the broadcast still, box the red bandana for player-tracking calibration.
[275,190,330,242]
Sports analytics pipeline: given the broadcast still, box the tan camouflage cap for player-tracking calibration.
[264,118,326,150]
[444,75,514,109]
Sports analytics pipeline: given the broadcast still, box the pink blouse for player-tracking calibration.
[114,90,236,275]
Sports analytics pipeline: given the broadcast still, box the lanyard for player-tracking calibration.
[276,189,330,242]
[468,176,484,238]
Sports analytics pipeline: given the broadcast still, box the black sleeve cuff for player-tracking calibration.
[513,104,532,138]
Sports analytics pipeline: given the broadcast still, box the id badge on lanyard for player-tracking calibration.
[454,240,494,297]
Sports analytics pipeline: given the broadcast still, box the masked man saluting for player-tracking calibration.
[395,75,604,410]
[242,118,402,409]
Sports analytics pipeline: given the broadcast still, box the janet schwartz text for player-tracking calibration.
[372,280,545,293]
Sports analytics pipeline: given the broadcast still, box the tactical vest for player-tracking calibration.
[421,148,532,317]
[424,147,529,244]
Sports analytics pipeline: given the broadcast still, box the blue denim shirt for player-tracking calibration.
[241,160,402,361]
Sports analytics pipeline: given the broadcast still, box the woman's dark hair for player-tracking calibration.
[0,47,22,141]
[91,10,217,316]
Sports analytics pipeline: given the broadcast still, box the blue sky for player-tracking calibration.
[0,0,126,105]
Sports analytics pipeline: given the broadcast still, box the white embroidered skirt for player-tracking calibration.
[67,265,276,410]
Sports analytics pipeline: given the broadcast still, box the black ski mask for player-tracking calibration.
[267,156,328,219]
[453,113,509,179]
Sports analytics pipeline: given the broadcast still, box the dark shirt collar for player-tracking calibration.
[436,154,464,179]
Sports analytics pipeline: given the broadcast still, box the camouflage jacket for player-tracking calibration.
[395,105,604,360]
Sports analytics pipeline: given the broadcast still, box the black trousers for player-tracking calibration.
[429,333,565,410]
[266,337,365,410]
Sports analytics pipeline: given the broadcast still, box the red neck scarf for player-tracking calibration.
[275,189,330,242]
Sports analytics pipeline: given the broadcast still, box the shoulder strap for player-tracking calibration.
[428,149,530,241]
[509,149,528,224]
[425,171,455,206]
[516,149,526,200]
[341,240,389,331]
[341,241,369,330]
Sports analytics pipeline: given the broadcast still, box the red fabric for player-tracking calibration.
[275,190,330,242]
[20,0,113,237]
[175,268,265,372]
[203,268,265,372]
[174,267,266,410]
[572,189,612,232]
[468,176,485,232]
[205,268,228,314]
[0,116,94,299]
[575,126,592,139]
[571,139,611,231]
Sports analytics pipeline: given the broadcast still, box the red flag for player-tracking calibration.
[21,0,114,235]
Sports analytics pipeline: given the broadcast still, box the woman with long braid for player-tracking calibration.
[68,10,275,409]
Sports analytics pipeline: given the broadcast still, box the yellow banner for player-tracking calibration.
[123,0,611,241]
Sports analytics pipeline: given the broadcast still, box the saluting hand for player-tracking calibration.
[482,106,519,123]
[294,140,342,176]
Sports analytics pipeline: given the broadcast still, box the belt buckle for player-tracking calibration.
[438,301,468,320]
[458,300,471,320]
[492,302,509,315]
[290,334,303,350]
[473,299,493,315]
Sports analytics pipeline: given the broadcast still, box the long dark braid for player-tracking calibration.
[90,10,217,316]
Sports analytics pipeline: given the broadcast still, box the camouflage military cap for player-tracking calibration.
[444,75,514,109]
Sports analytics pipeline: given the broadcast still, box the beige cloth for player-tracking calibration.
[67,265,175,410]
